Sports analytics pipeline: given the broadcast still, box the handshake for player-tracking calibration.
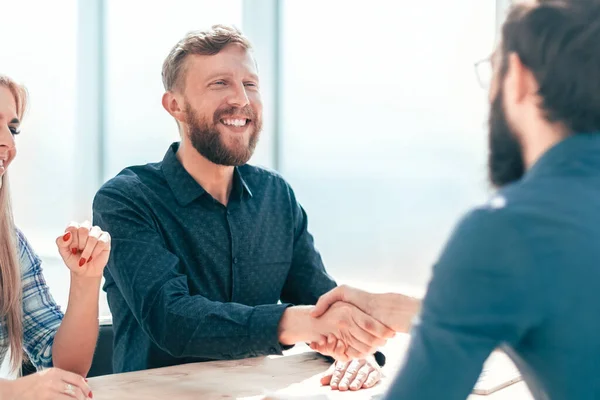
[278,286,422,361]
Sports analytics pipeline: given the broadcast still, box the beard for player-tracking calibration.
[184,102,262,166]
[488,89,525,188]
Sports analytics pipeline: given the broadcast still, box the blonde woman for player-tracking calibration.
[0,75,110,400]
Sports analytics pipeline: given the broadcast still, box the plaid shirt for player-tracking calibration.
[0,230,63,370]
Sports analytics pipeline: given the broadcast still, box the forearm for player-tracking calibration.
[0,379,13,398]
[367,293,421,333]
[140,295,291,359]
[52,275,101,376]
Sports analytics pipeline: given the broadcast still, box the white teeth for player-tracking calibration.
[222,118,247,127]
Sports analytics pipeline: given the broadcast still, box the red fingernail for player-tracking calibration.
[89,391,93,398]
[87,256,93,263]
[63,232,71,241]
[84,378,88,382]
[79,258,86,267]
[71,248,78,255]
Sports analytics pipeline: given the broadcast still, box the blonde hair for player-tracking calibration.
[0,75,27,372]
[161,24,252,92]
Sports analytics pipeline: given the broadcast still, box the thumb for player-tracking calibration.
[320,363,336,386]
[55,231,74,259]
[311,287,345,317]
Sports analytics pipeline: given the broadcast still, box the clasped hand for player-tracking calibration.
[308,302,394,361]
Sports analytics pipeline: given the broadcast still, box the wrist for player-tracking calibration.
[70,273,102,288]
[278,306,315,345]
[69,274,102,302]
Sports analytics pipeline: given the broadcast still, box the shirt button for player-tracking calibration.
[233,257,238,264]
[226,210,231,216]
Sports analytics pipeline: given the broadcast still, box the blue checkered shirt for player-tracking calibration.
[0,230,63,370]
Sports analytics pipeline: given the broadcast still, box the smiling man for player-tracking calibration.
[92,25,395,390]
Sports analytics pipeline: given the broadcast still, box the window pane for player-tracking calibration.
[0,0,78,256]
[280,0,496,289]
[0,0,79,377]
[103,0,244,180]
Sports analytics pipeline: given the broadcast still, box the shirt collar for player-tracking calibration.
[161,142,253,206]
[524,132,600,181]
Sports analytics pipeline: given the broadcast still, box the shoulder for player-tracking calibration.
[439,191,530,276]
[454,178,536,237]
[94,162,164,206]
[98,162,161,195]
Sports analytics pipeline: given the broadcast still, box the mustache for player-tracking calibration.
[214,106,256,122]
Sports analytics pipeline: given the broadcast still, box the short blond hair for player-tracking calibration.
[162,24,252,92]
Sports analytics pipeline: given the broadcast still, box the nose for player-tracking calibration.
[226,82,250,108]
[0,125,15,150]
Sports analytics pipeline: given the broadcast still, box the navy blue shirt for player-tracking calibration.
[386,133,600,400]
[93,143,337,373]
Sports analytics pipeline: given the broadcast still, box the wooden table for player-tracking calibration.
[88,334,533,399]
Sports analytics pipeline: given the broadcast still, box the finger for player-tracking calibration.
[345,329,377,356]
[330,360,348,390]
[338,359,365,391]
[311,287,345,317]
[313,335,337,356]
[350,364,373,391]
[363,369,382,389]
[320,363,336,386]
[53,380,86,400]
[326,334,337,355]
[354,310,396,340]
[65,222,80,256]
[310,342,329,356]
[89,231,111,264]
[55,230,75,260]
[316,334,327,347]
[332,339,350,363]
[345,345,367,360]
[59,370,92,399]
[77,220,92,251]
[56,394,82,400]
[80,226,102,264]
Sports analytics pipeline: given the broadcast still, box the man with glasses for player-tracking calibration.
[313,1,600,398]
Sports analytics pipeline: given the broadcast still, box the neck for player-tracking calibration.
[522,121,568,169]
[176,139,234,205]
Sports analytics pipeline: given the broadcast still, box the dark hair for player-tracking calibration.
[501,0,600,134]
[162,24,252,92]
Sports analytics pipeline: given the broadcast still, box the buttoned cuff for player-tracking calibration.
[248,303,293,355]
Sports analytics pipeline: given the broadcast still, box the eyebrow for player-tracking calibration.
[205,72,259,82]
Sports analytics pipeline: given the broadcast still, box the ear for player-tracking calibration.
[503,52,538,106]
[162,91,186,124]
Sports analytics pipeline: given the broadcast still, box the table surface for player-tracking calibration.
[88,334,533,399]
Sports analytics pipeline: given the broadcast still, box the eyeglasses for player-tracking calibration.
[474,56,493,89]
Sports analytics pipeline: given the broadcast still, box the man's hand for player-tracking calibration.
[312,302,394,360]
[320,357,381,391]
[278,304,394,360]
[311,285,421,333]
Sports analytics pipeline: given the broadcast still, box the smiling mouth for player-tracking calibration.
[220,117,251,128]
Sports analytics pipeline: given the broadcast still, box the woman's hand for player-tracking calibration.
[56,221,111,278]
[1,368,93,399]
